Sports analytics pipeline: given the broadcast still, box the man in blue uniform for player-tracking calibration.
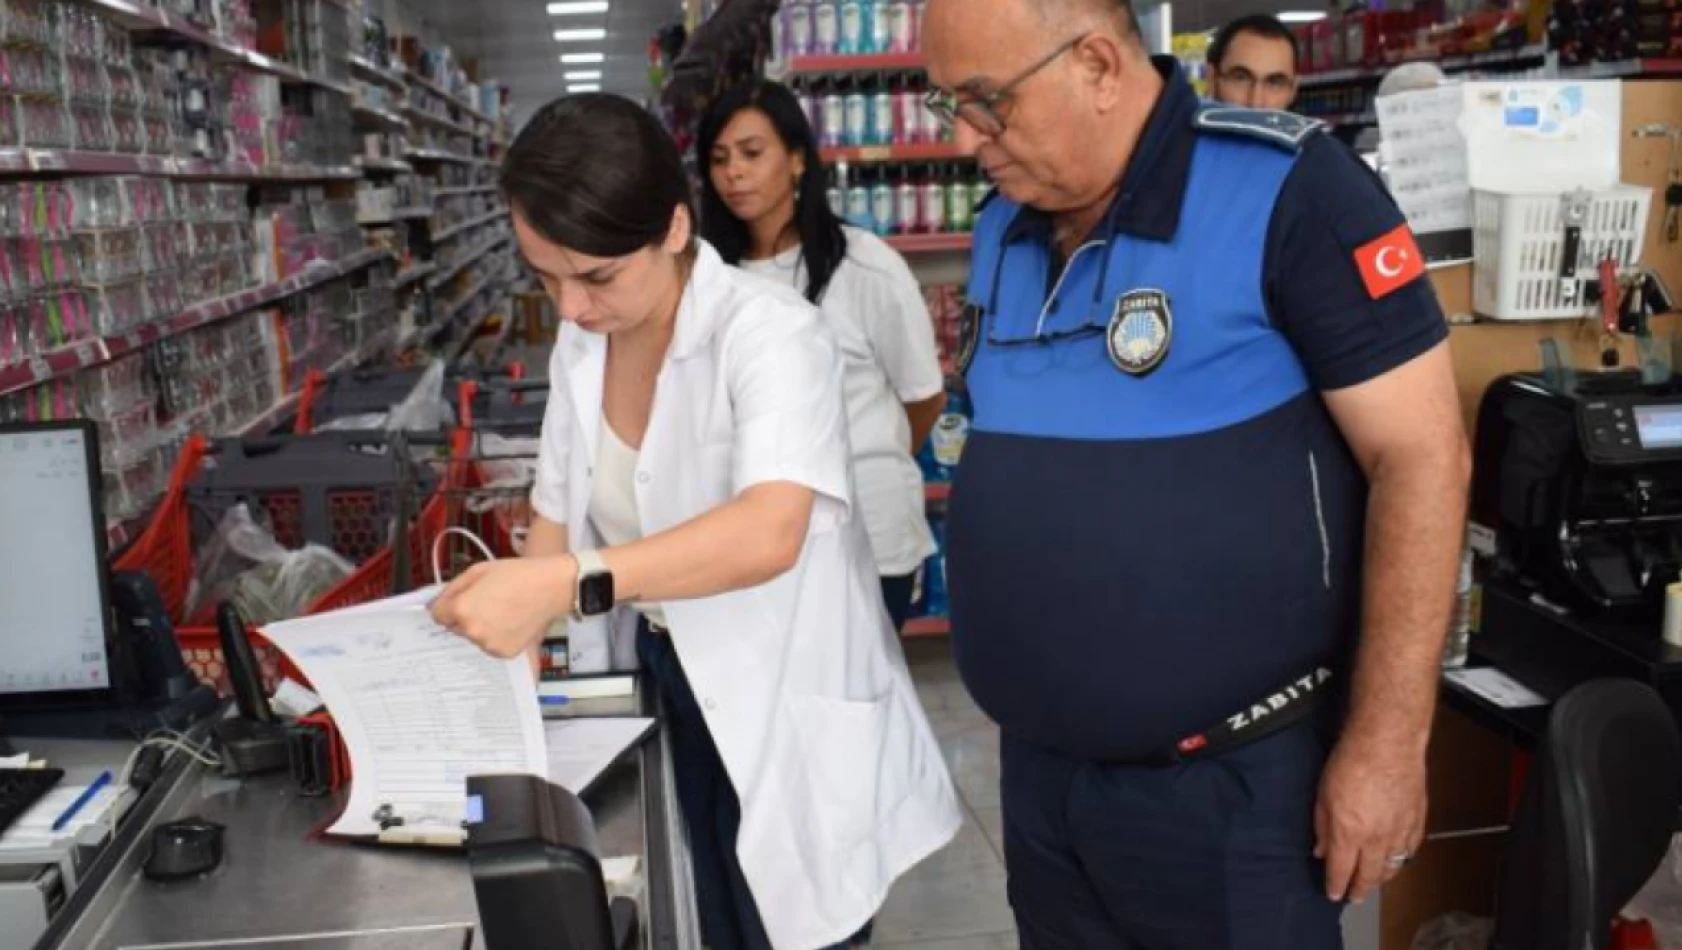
[922,0,1472,946]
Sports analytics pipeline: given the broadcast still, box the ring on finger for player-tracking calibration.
[1385,852,1413,871]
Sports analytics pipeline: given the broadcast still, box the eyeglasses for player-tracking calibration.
[924,35,1085,138]
[1216,67,1296,95]
[985,300,1109,349]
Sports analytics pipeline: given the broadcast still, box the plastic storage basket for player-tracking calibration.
[1472,185,1653,321]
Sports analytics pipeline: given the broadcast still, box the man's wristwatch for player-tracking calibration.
[571,550,614,619]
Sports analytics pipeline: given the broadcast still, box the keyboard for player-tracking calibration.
[0,768,65,837]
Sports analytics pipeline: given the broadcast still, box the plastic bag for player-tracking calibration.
[468,432,540,555]
[1625,833,1682,949]
[1411,912,1493,950]
[185,503,354,624]
[385,359,454,433]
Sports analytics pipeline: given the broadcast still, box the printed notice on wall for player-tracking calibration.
[1376,84,1473,266]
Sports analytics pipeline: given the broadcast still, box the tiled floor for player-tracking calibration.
[873,640,1018,949]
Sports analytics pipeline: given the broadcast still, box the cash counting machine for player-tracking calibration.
[1471,370,1682,716]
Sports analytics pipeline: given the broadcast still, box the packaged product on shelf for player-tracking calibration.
[75,228,144,285]
[946,166,973,232]
[896,168,919,235]
[786,0,815,58]
[920,164,946,235]
[77,352,149,418]
[814,0,840,56]
[0,375,79,424]
[871,170,895,236]
[840,0,865,55]
[85,277,148,336]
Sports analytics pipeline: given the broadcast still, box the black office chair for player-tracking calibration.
[1492,679,1682,950]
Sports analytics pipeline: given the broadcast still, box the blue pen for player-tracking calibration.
[52,770,112,832]
[539,694,570,707]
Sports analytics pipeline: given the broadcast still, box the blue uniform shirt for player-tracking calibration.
[948,58,1448,761]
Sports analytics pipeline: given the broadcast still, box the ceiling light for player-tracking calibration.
[564,70,602,80]
[560,52,604,63]
[548,1,608,13]
[555,28,607,41]
[1276,10,1326,22]
[568,83,601,93]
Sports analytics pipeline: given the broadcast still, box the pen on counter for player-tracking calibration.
[539,694,570,707]
[52,770,112,832]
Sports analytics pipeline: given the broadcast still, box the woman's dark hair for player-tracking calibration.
[697,80,847,305]
[500,93,695,258]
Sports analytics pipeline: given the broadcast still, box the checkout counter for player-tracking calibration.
[1450,369,1682,749]
[7,681,697,950]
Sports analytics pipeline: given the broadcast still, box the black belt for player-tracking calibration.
[1111,666,1336,767]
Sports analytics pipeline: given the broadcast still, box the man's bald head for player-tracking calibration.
[1024,0,1141,39]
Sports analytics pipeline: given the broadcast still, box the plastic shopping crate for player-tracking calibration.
[186,431,440,567]
[1473,185,1653,320]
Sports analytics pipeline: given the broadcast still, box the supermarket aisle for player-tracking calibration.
[874,640,1018,949]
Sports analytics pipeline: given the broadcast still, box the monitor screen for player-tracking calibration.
[0,422,112,697]
[1636,404,1682,450]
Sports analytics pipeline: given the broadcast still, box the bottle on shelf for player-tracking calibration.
[871,73,894,147]
[839,0,865,56]
[901,73,928,146]
[871,0,895,56]
[822,79,846,149]
[920,163,947,235]
[918,80,948,144]
[845,165,872,231]
[827,166,847,219]
[871,168,896,237]
[786,0,814,59]
[814,0,840,56]
[843,76,869,148]
[910,0,928,52]
[896,165,920,235]
[971,171,991,221]
[946,164,974,232]
[887,0,914,54]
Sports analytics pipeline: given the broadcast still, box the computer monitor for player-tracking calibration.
[0,420,118,710]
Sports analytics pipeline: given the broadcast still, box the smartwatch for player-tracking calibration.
[571,550,615,619]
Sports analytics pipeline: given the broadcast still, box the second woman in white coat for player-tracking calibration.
[698,81,947,631]
[428,94,960,950]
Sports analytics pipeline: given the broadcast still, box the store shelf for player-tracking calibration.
[395,263,437,288]
[357,205,432,226]
[443,276,498,322]
[354,156,413,174]
[903,616,950,637]
[405,69,494,125]
[791,52,925,74]
[925,482,951,503]
[821,143,967,163]
[405,148,481,165]
[886,233,972,254]
[429,237,509,291]
[0,248,393,399]
[0,150,359,180]
[352,102,408,130]
[436,185,497,197]
[432,209,505,242]
[1314,111,1378,127]
[1299,42,1549,88]
[67,0,350,93]
[1555,57,1682,79]
[404,106,476,138]
[349,54,408,92]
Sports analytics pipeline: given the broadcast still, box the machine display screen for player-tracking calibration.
[1635,404,1682,448]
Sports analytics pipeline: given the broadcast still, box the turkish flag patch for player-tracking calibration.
[1354,224,1426,300]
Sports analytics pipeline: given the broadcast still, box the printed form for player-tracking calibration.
[262,604,547,841]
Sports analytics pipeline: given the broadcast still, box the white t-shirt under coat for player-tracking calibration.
[738,226,943,575]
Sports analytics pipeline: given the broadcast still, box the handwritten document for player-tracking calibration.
[262,603,547,841]
[1377,85,1473,238]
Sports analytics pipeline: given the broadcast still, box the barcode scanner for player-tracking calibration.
[212,602,289,776]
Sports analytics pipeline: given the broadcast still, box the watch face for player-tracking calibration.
[578,571,614,617]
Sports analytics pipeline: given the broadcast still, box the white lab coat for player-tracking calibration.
[529,241,962,950]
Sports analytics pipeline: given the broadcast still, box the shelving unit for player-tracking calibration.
[822,143,967,164]
[790,52,926,74]
[887,233,974,254]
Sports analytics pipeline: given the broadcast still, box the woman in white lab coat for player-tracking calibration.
[697,81,947,631]
[429,94,961,950]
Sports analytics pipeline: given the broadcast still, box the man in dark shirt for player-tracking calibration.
[922,0,1472,945]
[1208,13,1301,111]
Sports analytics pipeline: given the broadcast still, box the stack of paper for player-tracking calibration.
[262,593,655,846]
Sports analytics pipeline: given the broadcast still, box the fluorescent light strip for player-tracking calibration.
[548,1,608,13]
[564,70,602,80]
[560,52,604,63]
[568,83,602,92]
[1276,10,1326,22]
[555,28,607,41]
